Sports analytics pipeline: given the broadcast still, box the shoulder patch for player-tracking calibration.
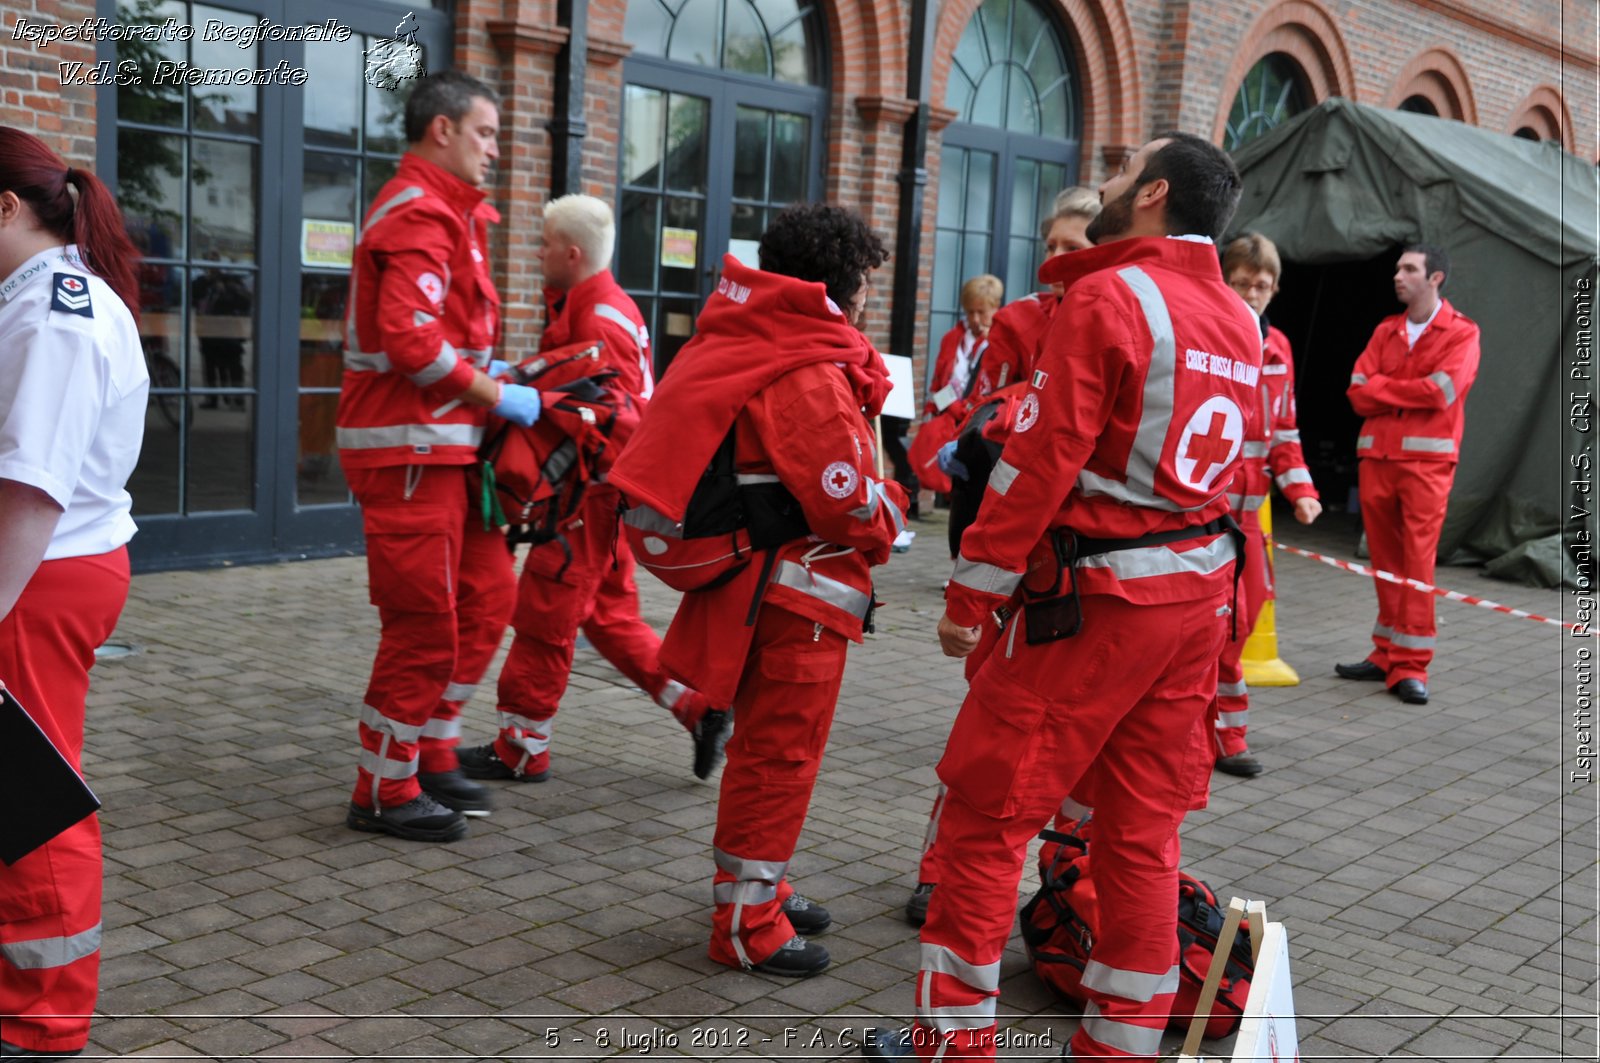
[51,273,93,318]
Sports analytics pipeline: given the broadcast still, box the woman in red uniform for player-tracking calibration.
[0,127,147,1059]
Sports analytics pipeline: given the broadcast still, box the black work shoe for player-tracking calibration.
[346,793,467,842]
[419,769,493,817]
[1390,678,1429,704]
[904,882,934,927]
[782,892,832,935]
[457,742,548,782]
[1335,660,1386,681]
[860,1027,915,1059]
[1215,752,1264,777]
[753,934,830,977]
[2,1042,82,1059]
[692,708,732,780]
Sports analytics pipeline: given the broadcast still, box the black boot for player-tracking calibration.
[420,769,493,816]
[346,793,467,842]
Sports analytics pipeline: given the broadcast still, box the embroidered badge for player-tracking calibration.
[1174,396,1245,492]
[822,461,859,499]
[1031,369,1049,389]
[50,273,92,317]
[415,271,445,309]
[1015,393,1040,433]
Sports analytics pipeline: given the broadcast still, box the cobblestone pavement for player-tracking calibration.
[77,509,1594,1060]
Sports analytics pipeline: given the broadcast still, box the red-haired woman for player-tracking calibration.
[0,126,146,1060]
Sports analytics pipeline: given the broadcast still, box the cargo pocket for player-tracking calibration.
[748,635,847,762]
[363,505,456,614]
[937,665,1050,819]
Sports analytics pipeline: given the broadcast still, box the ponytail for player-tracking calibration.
[0,126,140,320]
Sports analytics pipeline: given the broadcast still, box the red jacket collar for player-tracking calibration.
[1040,236,1224,293]
[396,153,494,219]
[544,269,618,316]
[1389,298,1460,337]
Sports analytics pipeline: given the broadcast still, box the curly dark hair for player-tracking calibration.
[758,203,889,311]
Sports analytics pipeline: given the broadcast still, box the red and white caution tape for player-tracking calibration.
[1274,542,1588,632]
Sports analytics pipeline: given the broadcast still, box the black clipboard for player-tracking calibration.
[0,688,101,866]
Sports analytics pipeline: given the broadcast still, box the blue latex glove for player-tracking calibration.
[487,359,510,379]
[492,383,541,427]
[937,439,968,481]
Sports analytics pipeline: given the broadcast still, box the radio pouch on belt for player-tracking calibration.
[1022,529,1082,645]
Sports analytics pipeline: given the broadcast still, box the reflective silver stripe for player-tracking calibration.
[498,712,553,737]
[989,457,1021,496]
[1270,429,1301,446]
[714,848,788,884]
[503,714,553,760]
[1076,533,1236,582]
[713,879,778,906]
[1241,441,1269,458]
[336,422,483,450]
[920,943,1001,991]
[0,923,102,970]
[1217,710,1248,728]
[1373,623,1394,639]
[594,303,644,351]
[1276,468,1313,488]
[420,717,461,740]
[916,1000,998,1034]
[343,349,392,373]
[1356,435,1374,450]
[771,561,872,618]
[950,555,1023,597]
[360,703,423,744]
[1080,1002,1163,1055]
[1225,492,1244,510]
[408,340,459,387]
[358,746,418,780]
[1074,266,1182,511]
[1350,372,1368,386]
[366,185,426,230]
[413,310,436,327]
[656,679,690,711]
[1261,363,1287,375]
[622,503,683,536]
[460,347,492,368]
[736,473,781,485]
[1059,795,1092,820]
[443,682,477,703]
[1081,961,1179,1003]
[1390,631,1436,650]
[1401,435,1455,454]
[850,480,885,521]
[1217,679,1248,698]
[1429,371,1457,406]
[1235,493,1268,511]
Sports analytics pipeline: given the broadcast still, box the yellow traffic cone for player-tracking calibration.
[1241,496,1300,687]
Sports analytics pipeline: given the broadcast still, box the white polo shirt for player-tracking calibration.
[0,245,148,560]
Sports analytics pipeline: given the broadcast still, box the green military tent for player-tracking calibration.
[1228,97,1597,586]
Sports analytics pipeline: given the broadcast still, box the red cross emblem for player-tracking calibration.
[61,277,84,292]
[821,460,859,499]
[1174,397,1243,492]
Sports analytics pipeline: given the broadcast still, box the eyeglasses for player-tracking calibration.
[1229,280,1276,295]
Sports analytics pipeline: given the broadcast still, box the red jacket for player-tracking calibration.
[1227,324,1318,512]
[926,323,986,416]
[542,269,653,400]
[969,294,1045,397]
[1347,298,1479,463]
[336,154,500,469]
[946,237,1263,626]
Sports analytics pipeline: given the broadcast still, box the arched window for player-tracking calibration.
[624,0,823,87]
[1224,53,1309,151]
[621,0,827,371]
[931,0,1079,382]
[1399,95,1438,117]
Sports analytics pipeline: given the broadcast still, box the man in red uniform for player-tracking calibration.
[610,204,905,978]
[459,194,728,785]
[338,72,542,842]
[864,132,1261,1061]
[1337,245,1479,705]
[1209,233,1322,778]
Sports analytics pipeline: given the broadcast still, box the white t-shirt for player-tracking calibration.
[1405,300,1441,349]
[950,327,981,396]
[0,245,148,560]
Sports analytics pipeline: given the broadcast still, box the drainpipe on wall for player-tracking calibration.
[888,0,938,361]
[549,0,588,198]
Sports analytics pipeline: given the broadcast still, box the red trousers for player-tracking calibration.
[1207,507,1268,758]
[913,592,1223,1061]
[1358,458,1454,683]
[709,606,848,968]
[348,464,516,809]
[0,548,129,1054]
[492,486,708,776]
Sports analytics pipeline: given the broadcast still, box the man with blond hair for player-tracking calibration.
[460,195,729,786]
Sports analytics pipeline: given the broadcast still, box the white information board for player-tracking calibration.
[1232,921,1299,1062]
[880,353,917,420]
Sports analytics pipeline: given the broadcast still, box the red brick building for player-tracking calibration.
[1,0,1592,568]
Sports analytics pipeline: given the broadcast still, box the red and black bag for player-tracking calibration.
[474,341,641,562]
[1019,822,1254,1039]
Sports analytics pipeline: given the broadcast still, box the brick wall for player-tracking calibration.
[2,1,100,165]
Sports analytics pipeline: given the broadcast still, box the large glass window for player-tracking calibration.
[1224,53,1310,151]
[624,0,822,86]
